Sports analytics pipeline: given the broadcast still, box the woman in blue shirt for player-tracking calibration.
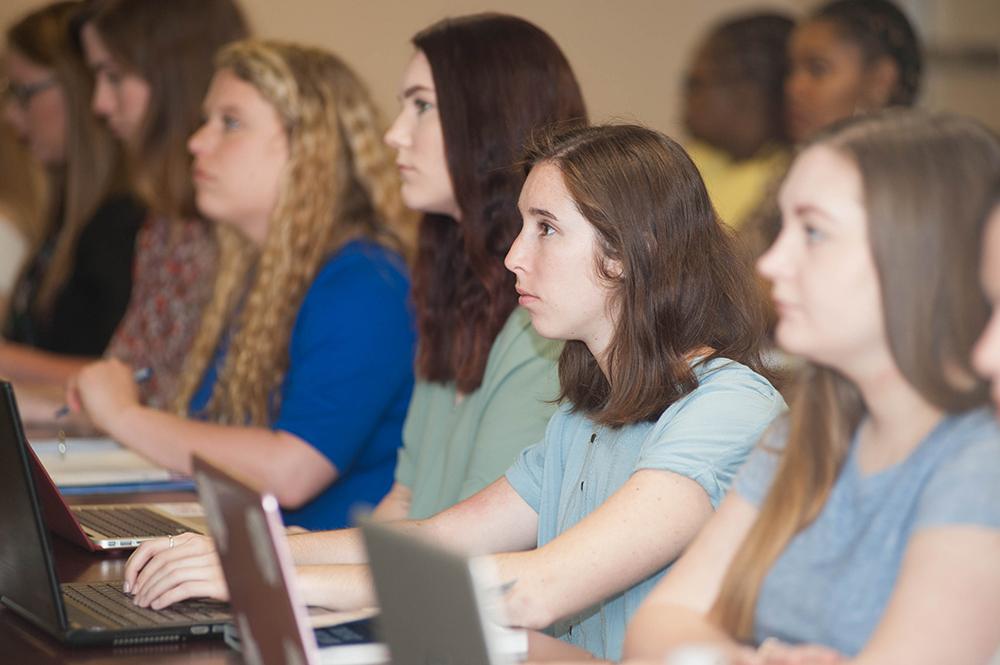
[122,124,783,660]
[69,41,415,530]
[624,111,1000,664]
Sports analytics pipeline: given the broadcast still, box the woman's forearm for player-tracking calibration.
[622,604,742,661]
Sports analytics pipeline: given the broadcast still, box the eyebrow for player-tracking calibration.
[528,207,559,221]
[400,84,434,99]
[793,203,834,221]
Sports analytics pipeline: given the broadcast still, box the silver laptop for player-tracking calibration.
[360,519,526,665]
[192,454,385,665]
[27,441,206,550]
[0,382,230,646]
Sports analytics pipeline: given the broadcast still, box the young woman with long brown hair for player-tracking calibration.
[70,40,415,531]
[623,111,1000,665]
[0,0,249,419]
[121,122,784,661]
[1,1,143,375]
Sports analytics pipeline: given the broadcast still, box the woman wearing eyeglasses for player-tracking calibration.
[1,1,144,377]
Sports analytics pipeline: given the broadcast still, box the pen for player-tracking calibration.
[53,367,153,457]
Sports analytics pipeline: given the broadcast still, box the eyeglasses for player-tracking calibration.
[1,77,58,109]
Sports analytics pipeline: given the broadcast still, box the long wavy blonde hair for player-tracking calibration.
[171,40,413,425]
[710,111,1000,640]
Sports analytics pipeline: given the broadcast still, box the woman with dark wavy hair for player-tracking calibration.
[374,13,589,520]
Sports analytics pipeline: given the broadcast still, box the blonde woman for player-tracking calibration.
[70,40,416,531]
[624,112,1000,664]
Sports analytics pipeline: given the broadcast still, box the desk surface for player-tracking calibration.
[0,490,596,663]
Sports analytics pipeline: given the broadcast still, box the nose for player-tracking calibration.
[384,109,410,150]
[756,221,796,283]
[91,74,114,119]
[187,121,210,155]
[3,100,26,136]
[972,312,1000,381]
[504,227,529,275]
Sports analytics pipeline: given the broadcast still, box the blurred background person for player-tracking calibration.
[0,118,46,326]
[741,0,923,263]
[683,11,794,231]
[0,0,143,385]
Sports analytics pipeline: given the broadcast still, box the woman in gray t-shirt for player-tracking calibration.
[624,111,1000,665]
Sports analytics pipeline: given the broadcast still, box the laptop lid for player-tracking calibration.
[0,381,70,637]
[192,454,320,665]
[360,520,518,665]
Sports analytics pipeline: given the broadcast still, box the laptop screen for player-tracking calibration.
[0,382,68,633]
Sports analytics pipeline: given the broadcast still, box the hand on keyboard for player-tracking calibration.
[124,533,229,610]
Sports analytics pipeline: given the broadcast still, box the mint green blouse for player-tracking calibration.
[395,307,562,519]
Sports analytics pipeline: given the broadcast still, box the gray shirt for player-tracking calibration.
[736,407,1000,656]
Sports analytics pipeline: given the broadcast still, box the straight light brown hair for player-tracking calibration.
[7,0,125,318]
[711,110,1000,639]
[525,124,772,427]
[88,0,249,220]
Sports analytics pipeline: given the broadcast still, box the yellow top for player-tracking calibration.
[687,140,789,230]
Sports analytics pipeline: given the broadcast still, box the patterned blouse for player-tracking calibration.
[106,215,217,408]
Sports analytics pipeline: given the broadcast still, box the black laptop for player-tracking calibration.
[0,381,230,646]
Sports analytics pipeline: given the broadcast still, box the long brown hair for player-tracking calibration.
[88,0,248,220]
[7,0,125,318]
[171,40,408,426]
[711,111,1000,639]
[411,13,587,393]
[525,124,772,427]
[0,118,46,257]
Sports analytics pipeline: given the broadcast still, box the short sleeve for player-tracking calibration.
[457,331,561,500]
[914,430,1000,530]
[274,245,415,472]
[636,364,785,508]
[504,406,568,514]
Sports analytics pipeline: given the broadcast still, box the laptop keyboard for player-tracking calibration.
[73,507,190,539]
[63,582,229,628]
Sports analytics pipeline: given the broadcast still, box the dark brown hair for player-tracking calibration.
[8,0,125,317]
[812,0,922,106]
[88,0,249,219]
[411,13,587,392]
[712,110,1000,639]
[701,12,795,146]
[526,124,772,427]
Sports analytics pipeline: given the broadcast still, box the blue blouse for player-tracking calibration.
[190,240,415,529]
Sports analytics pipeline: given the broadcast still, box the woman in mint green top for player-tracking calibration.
[396,307,561,518]
[369,15,588,520]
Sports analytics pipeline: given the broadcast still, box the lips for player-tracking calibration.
[515,287,538,305]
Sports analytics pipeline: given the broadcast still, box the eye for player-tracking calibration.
[222,114,241,131]
[104,69,123,86]
[805,58,830,79]
[413,98,433,114]
[803,223,826,244]
[538,221,556,237]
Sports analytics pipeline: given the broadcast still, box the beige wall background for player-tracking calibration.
[3,0,998,138]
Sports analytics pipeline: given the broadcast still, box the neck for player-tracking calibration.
[847,353,944,467]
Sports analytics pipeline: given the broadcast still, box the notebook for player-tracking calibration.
[0,381,231,646]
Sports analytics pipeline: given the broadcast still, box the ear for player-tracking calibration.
[603,256,625,280]
[861,56,900,109]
